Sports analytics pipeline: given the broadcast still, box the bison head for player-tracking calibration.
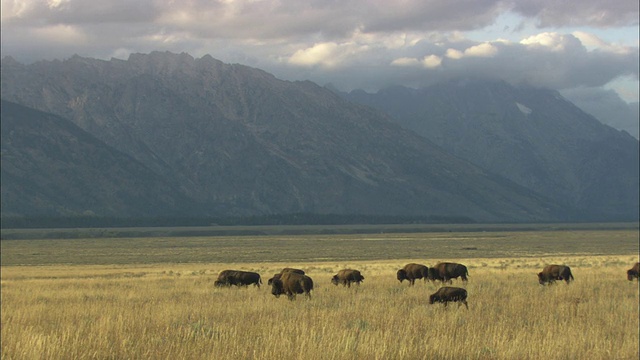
[331,275,340,285]
[270,279,284,298]
[214,280,228,287]
[396,269,407,282]
[627,270,638,281]
[537,272,546,285]
[428,294,437,304]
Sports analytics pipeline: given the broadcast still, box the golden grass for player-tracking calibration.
[2,255,639,360]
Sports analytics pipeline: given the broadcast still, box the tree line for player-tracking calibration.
[1,213,474,229]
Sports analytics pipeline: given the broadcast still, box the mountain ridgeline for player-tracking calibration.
[1,52,637,223]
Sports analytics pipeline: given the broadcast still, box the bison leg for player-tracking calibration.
[461,300,469,310]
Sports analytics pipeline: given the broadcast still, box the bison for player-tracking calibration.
[537,265,574,285]
[214,270,262,288]
[397,263,429,285]
[267,268,305,286]
[428,262,469,284]
[429,287,468,309]
[270,271,314,300]
[627,262,639,281]
[331,269,365,287]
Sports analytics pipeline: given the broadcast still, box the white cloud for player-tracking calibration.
[572,31,635,55]
[572,31,609,49]
[1,0,33,20]
[422,54,442,68]
[288,42,370,68]
[464,43,498,57]
[520,32,571,51]
[445,48,465,59]
[391,57,421,66]
[47,0,69,9]
[390,54,442,68]
[0,0,637,102]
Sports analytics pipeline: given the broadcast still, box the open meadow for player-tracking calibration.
[1,227,639,359]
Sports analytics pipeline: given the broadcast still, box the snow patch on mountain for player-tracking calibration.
[516,102,532,115]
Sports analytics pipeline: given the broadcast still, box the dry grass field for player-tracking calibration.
[1,228,639,359]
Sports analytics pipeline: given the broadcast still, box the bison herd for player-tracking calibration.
[397,262,469,285]
[214,261,640,308]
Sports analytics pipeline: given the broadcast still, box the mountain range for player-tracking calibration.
[1,52,637,223]
[341,81,639,221]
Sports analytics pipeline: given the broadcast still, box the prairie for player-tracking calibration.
[1,228,639,359]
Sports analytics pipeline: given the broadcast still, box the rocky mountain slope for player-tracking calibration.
[0,52,602,221]
[342,80,639,221]
[1,100,195,217]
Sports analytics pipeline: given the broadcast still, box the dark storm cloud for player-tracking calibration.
[511,0,639,28]
[2,0,161,26]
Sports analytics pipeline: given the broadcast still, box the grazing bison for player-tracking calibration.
[627,262,640,281]
[267,268,305,286]
[429,287,468,309]
[270,272,314,300]
[331,269,365,287]
[214,270,262,288]
[428,262,469,284]
[537,265,574,285]
[397,263,429,285]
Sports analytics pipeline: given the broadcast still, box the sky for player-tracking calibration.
[1,1,639,135]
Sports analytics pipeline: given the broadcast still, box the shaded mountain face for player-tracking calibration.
[2,53,572,222]
[342,80,639,221]
[0,100,195,217]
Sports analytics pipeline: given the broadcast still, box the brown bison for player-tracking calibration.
[429,287,468,309]
[537,265,574,285]
[428,262,469,284]
[627,262,639,281]
[331,269,365,287]
[214,270,262,288]
[267,268,305,286]
[397,263,429,285]
[270,271,314,300]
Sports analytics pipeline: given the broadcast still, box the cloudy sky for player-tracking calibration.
[1,0,639,134]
